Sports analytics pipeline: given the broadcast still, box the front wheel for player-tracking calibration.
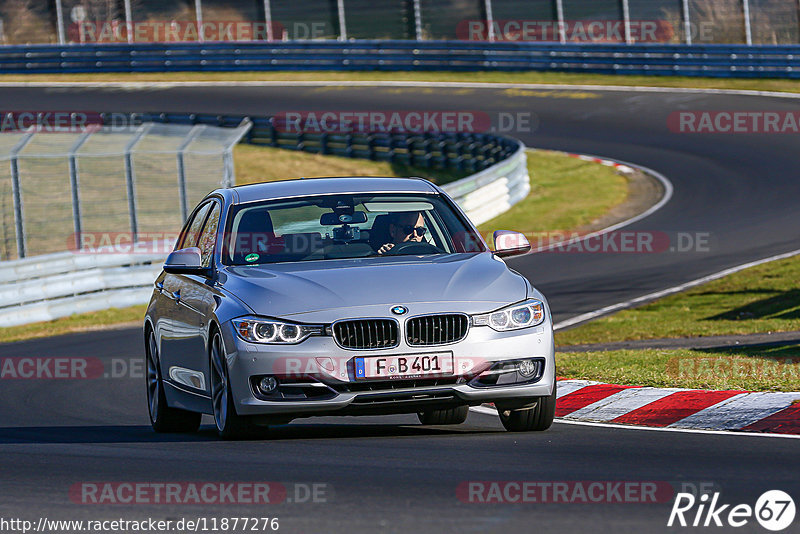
[417,405,469,425]
[146,329,201,433]
[210,330,261,440]
[497,383,557,432]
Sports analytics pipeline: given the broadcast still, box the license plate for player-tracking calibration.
[354,353,454,380]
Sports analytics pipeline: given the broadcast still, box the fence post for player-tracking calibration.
[483,0,495,42]
[682,0,692,44]
[337,0,347,41]
[743,0,753,44]
[124,124,152,243]
[176,125,205,223]
[263,0,274,41]
[555,0,566,44]
[195,0,204,43]
[413,0,423,40]
[54,0,66,45]
[621,0,632,43]
[68,129,93,251]
[123,0,133,43]
[9,131,35,259]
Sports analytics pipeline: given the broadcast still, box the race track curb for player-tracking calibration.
[555,379,800,435]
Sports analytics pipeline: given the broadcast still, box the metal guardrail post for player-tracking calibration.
[337,0,348,41]
[555,0,566,44]
[743,0,753,45]
[621,0,632,44]
[9,130,35,259]
[413,0,423,40]
[263,0,274,41]
[123,123,153,243]
[483,0,495,42]
[123,0,134,44]
[682,0,692,45]
[67,129,93,251]
[176,124,205,223]
[195,0,204,43]
[54,0,66,45]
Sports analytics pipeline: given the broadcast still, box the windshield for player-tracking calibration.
[223,193,485,265]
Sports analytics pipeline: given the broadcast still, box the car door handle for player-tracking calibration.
[171,291,181,302]
[155,281,164,292]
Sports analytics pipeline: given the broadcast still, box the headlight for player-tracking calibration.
[472,299,545,331]
[232,317,324,344]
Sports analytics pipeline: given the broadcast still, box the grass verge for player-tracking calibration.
[0,305,146,344]
[477,149,627,240]
[3,70,800,94]
[2,146,630,344]
[557,345,800,392]
[556,254,800,346]
[234,144,470,185]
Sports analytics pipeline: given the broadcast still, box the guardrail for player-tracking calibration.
[0,112,528,327]
[2,40,800,78]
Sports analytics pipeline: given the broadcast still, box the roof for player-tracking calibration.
[229,176,438,204]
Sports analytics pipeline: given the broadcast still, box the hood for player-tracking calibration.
[220,253,527,320]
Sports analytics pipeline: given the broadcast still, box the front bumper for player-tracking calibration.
[222,319,555,417]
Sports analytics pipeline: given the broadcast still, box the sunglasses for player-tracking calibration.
[401,225,427,237]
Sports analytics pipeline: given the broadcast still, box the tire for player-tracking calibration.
[146,328,202,433]
[210,329,262,440]
[417,405,469,425]
[497,383,557,432]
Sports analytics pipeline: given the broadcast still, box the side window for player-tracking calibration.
[198,203,221,268]
[177,202,212,250]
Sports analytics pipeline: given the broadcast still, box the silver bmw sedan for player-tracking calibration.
[144,177,556,439]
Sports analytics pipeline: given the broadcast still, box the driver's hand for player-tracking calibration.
[377,243,394,255]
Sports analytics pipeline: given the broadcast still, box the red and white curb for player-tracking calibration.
[476,380,800,436]
[565,153,635,174]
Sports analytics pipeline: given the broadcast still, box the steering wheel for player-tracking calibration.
[384,241,442,256]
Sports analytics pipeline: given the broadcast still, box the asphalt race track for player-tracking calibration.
[1,83,800,533]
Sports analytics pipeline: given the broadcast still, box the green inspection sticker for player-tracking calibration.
[245,253,259,263]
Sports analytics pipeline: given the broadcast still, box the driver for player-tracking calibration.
[377,211,427,255]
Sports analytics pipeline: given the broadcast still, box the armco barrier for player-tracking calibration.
[0,113,528,327]
[1,40,800,78]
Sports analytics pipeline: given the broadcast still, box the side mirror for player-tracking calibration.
[163,247,211,276]
[493,230,531,258]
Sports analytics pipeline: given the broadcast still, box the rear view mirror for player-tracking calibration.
[493,231,531,258]
[320,211,367,225]
[163,247,211,276]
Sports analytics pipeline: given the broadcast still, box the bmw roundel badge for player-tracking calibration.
[391,305,408,315]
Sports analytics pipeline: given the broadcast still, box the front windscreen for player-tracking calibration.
[223,193,485,265]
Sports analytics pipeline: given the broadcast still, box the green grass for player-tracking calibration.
[477,149,627,241]
[5,70,800,94]
[557,345,800,392]
[0,305,146,344]
[234,144,470,185]
[2,146,630,344]
[556,254,800,346]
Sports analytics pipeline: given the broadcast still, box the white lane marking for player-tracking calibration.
[4,80,800,101]
[669,392,800,431]
[468,405,800,439]
[556,379,598,398]
[554,247,800,330]
[563,387,678,422]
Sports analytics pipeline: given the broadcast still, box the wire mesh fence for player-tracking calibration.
[0,120,251,261]
[0,0,796,46]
